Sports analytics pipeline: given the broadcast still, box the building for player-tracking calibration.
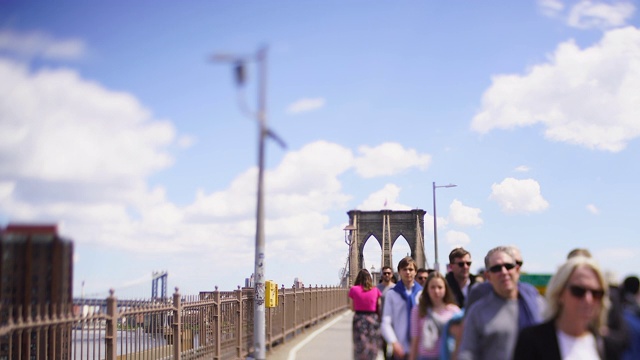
[0,224,74,359]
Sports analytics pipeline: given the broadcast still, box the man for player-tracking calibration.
[445,247,477,308]
[377,266,396,296]
[466,245,542,311]
[415,268,429,288]
[458,246,541,360]
[381,256,422,359]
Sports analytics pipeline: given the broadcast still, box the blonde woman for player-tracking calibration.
[513,256,610,359]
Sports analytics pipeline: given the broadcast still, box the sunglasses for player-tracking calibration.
[488,263,516,273]
[456,261,472,268]
[568,285,605,300]
[515,260,523,267]
[417,276,428,280]
[382,272,392,275]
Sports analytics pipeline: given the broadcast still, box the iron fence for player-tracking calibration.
[0,285,348,360]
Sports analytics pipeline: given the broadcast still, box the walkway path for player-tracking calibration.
[267,310,368,360]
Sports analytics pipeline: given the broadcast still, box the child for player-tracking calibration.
[409,271,461,360]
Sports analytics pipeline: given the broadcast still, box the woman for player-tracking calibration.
[513,255,610,360]
[349,268,382,360]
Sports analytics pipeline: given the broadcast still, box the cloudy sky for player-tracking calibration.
[1,0,639,298]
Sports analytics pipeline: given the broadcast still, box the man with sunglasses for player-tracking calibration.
[465,246,542,311]
[415,268,429,288]
[445,247,478,308]
[458,246,541,360]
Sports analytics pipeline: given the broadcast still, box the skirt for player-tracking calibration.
[352,312,381,360]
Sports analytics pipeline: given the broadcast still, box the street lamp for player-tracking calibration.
[432,182,457,272]
[344,224,356,286]
[212,46,285,360]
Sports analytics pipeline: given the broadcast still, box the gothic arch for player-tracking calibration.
[346,209,427,285]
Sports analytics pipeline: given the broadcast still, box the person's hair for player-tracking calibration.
[449,247,470,263]
[354,268,373,291]
[623,276,640,296]
[567,248,592,259]
[417,271,456,317]
[381,265,393,272]
[397,256,416,272]
[417,268,428,275]
[483,246,515,268]
[543,256,610,331]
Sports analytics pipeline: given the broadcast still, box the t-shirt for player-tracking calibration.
[557,329,600,360]
[410,304,461,358]
[349,285,382,312]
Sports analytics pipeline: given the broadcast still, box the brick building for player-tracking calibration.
[0,224,74,359]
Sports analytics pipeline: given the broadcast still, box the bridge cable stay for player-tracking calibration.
[417,214,429,269]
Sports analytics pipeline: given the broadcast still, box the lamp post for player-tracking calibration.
[432,182,457,272]
[212,46,284,360]
[344,224,356,286]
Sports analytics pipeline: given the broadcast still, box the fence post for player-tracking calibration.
[173,288,181,360]
[105,289,117,360]
[281,284,286,344]
[292,285,297,338]
[235,287,243,359]
[214,287,221,360]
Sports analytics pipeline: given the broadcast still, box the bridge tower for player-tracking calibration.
[151,271,168,301]
[345,209,427,286]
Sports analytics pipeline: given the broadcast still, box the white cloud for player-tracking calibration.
[0,30,86,60]
[586,203,600,214]
[538,1,635,29]
[538,0,565,17]
[354,142,431,178]
[445,230,471,247]
[449,199,483,226]
[358,184,412,211]
[177,135,196,148]
[515,165,531,172]
[0,59,176,186]
[285,97,326,114]
[568,1,636,30]
[471,26,640,152]
[489,178,550,214]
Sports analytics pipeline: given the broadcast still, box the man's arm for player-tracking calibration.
[380,291,398,345]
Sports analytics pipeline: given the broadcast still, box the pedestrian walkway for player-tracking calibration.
[267,310,386,360]
[267,310,356,360]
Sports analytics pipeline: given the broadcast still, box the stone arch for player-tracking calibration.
[346,209,427,285]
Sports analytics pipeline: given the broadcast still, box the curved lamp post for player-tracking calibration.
[212,46,285,360]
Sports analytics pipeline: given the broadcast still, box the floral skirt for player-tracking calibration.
[352,312,381,360]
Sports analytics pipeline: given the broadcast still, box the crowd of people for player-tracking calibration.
[347,246,640,360]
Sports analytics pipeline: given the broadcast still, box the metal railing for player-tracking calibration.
[0,285,348,360]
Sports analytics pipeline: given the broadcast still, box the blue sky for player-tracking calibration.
[1,0,639,298]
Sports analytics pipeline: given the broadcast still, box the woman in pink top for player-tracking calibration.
[349,268,383,360]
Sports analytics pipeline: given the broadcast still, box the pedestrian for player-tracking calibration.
[466,245,543,312]
[566,248,629,358]
[349,268,383,360]
[409,271,461,360]
[416,268,429,288]
[621,275,640,360]
[458,246,541,360]
[382,256,423,359]
[513,255,611,359]
[445,247,478,309]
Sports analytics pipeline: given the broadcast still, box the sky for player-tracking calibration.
[1,0,639,299]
